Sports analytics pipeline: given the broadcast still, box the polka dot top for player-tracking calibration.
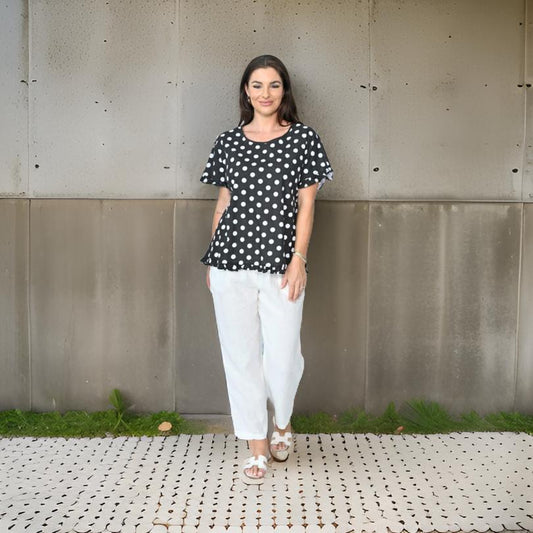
[200,122,333,274]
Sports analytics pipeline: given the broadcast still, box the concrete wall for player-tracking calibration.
[1,0,532,415]
[1,199,529,415]
[2,0,529,201]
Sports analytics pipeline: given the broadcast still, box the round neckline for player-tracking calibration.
[239,123,295,144]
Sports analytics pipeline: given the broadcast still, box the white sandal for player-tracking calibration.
[240,454,269,485]
[270,416,293,462]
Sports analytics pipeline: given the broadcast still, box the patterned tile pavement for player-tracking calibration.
[0,432,532,533]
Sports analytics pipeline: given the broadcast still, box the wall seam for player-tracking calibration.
[175,0,180,199]
[26,0,31,197]
[514,204,524,411]
[172,200,177,413]
[523,0,529,201]
[172,0,180,413]
[364,0,372,412]
[27,0,32,410]
[513,0,528,410]
[364,205,371,413]
[367,0,372,201]
[27,201,32,410]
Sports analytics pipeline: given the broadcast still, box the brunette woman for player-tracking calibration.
[200,54,333,484]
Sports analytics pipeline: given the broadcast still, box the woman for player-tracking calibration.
[200,54,333,484]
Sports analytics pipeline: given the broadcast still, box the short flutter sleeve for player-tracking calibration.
[298,129,334,190]
[200,134,229,188]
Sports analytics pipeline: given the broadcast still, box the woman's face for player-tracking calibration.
[245,67,284,119]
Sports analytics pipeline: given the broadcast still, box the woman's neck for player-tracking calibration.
[245,115,290,133]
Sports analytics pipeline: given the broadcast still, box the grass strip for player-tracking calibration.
[0,409,205,437]
[292,400,533,435]
[1,399,532,437]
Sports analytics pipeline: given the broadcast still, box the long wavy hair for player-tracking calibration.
[238,55,300,127]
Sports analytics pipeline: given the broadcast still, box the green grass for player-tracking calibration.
[0,408,205,437]
[292,399,533,436]
[0,389,205,437]
[1,394,532,437]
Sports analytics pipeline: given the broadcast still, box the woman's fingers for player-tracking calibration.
[282,260,306,301]
[287,279,305,301]
[287,277,296,301]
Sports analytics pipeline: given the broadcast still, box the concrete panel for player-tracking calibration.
[0,200,29,409]
[0,1,28,196]
[178,0,368,200]
[30,200,174,412]
[370,0,524,200]
[524,0,533,202]
[367,203,521,415]
[29,1,178,198]
[174,200,230,414]
[516,203,533,413]
[296,201,368,414]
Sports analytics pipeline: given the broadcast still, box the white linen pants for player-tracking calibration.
[209,266,305,440]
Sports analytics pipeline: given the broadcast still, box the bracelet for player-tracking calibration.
[293,251,307,264]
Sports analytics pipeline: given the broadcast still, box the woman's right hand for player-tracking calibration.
[206,266,211,290]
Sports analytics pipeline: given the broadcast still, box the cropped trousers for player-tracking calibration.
[209,266,305,440]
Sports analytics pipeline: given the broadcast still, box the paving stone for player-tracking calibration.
[73,521,93,532]
[518,518,533,530]
[106,520,124,532]
[333,525,355,533]
[305,526,324,533]
[133,522,153,533]
[1,433,532,533]
[88,519,108,532]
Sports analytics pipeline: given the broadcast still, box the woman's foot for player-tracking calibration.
[270,416,293,462]
[244,438,269,479]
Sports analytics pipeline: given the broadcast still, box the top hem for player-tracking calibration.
[201,259,288,275]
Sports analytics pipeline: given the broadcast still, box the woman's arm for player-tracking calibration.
[281,183,319,301]
[211,187,231,236]
[206,187,231,289]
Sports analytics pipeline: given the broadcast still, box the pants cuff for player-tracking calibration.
[235,432,268,440]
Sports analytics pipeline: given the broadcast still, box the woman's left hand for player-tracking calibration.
[280,255,307,301]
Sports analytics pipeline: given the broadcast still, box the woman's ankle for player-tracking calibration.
[248,438,268,456]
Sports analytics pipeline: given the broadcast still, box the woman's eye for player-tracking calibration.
[252,85,261,89]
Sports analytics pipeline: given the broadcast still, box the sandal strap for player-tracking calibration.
[270,431,292,446]
[243,454,268,470]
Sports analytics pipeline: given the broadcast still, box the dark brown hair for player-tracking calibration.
[238,55,300,127]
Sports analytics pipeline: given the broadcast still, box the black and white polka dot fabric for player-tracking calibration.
[200,122,333,274]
